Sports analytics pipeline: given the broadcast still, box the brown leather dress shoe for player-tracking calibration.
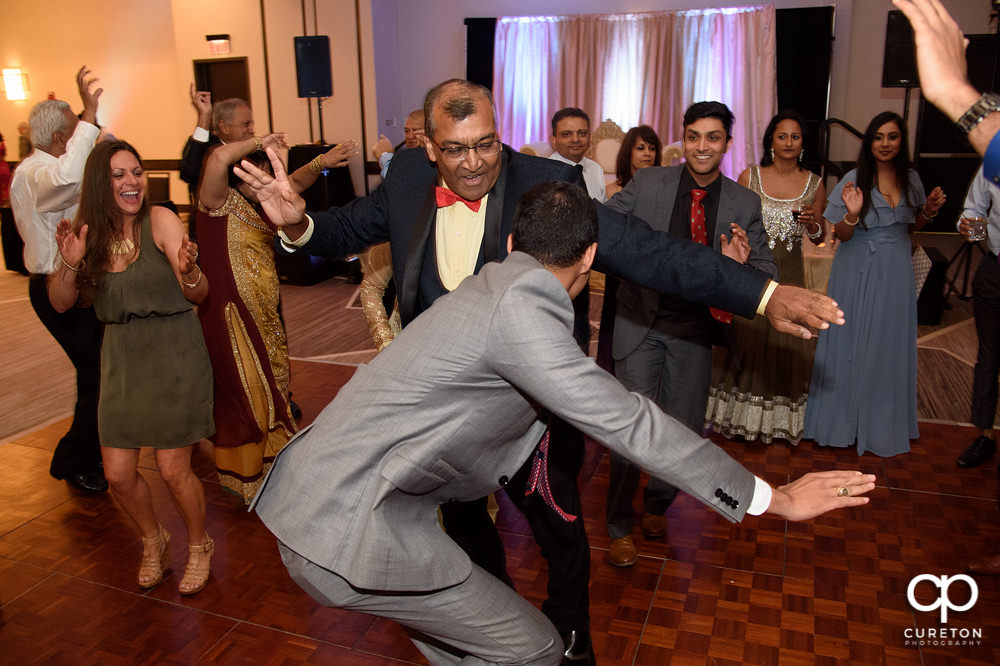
[641,513,668,539]
[609,536,638,567]
[967,553,1000,575]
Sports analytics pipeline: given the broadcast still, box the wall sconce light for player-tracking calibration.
[206,34,232,56]
[1,68,29,101]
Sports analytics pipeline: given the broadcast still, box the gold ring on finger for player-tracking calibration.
[836,486,849,497]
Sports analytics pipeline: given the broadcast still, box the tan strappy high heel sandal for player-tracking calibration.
[138,524,170,589]
[178,534,214,595]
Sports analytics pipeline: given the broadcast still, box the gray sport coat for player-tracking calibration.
[252,252,757,593]
[607,165,777,359]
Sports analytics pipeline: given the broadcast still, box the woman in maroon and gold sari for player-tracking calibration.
[197,135,355,502]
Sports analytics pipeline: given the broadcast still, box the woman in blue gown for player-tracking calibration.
[803,111,945,456]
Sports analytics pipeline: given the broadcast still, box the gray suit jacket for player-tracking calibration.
[252,252,757,593]
[607,165,777,359]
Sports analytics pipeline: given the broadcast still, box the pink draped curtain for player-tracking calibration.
[493,6,776,179]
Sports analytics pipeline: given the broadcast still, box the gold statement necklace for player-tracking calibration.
[109,237,135,256]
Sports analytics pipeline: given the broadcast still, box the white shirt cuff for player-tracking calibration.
[746,476,772,516]
[755,280,778,317]
[192,126,210,143]
[278,215,315,251]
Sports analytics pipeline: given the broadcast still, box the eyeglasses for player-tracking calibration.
[430,138,501,162]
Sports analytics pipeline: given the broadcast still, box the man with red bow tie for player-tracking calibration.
[236,78,843,663]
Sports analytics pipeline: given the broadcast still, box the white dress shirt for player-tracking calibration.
[10,121,100,274]
[549,152,607,203]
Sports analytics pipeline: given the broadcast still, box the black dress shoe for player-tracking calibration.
[957,436,996,468]
[561,626,595,664]
[65,468,109,493]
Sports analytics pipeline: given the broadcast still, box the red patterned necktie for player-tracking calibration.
[435,186,482,213]
[689,188,733,324]
[525,429,577,522]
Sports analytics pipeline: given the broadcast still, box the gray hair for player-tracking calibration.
[212,98,250,134]
[29,100,72,149]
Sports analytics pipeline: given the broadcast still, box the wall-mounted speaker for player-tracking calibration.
[294,35,333,98]
[882,10,918,88]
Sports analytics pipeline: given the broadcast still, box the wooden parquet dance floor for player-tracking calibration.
[2,262,999,664]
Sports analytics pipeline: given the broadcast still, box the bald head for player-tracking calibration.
[403,109,426,149]
[422,79,496,140]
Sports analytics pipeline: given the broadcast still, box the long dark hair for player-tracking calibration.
[615,125,662,188]
[759,109,809,167]
[855,111,916,225]
[74,140,149,306]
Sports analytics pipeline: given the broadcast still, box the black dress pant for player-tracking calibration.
[972,254,1000,430]
[439,418,590,635]
[28,275,103,477]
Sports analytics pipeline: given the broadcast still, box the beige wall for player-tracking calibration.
[1,0,375,202]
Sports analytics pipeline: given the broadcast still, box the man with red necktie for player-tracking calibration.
[236,82,838,663]
[604,101,777,569]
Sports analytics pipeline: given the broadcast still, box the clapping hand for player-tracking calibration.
[720,223,750,264]
[178,234,199,276]
[925,186,946,215]
[840,181,863,216]
[371,134,394,160]
[234,146,308,232]
[55,218,87,269]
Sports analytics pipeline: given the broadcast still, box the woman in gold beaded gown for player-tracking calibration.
[705,110,825,444]
[197,135,356,502]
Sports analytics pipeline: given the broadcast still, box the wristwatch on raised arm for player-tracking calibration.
[956,92,1000,136]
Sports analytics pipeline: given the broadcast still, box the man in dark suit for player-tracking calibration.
[604,101,777,567]
[235,79,843,661]
[179,90,255,212]
[251,180,874,665]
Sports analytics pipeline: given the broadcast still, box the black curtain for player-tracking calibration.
[775,7,835,173]
[464,18,496,90]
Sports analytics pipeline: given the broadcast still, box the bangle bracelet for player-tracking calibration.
[806,221,823,239]
[182,265,203,289]
[253,136,263,152]
[61,255,83,272]
[921,205,939,219]
[842,215,859,226]
[309,154,324,173]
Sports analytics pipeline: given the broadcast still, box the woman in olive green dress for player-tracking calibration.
[49,140,215,595]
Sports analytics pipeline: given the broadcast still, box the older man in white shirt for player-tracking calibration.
[10,66,106,493]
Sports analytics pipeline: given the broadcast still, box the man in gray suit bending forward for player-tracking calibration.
[251,182,874,666]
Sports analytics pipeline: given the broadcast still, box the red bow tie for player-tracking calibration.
[435,186,482,213]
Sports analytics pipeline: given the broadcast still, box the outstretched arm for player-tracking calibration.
[489,271,871,523]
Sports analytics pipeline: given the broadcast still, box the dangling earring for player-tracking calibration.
[768,147,774,162]
[799,148,805,162]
